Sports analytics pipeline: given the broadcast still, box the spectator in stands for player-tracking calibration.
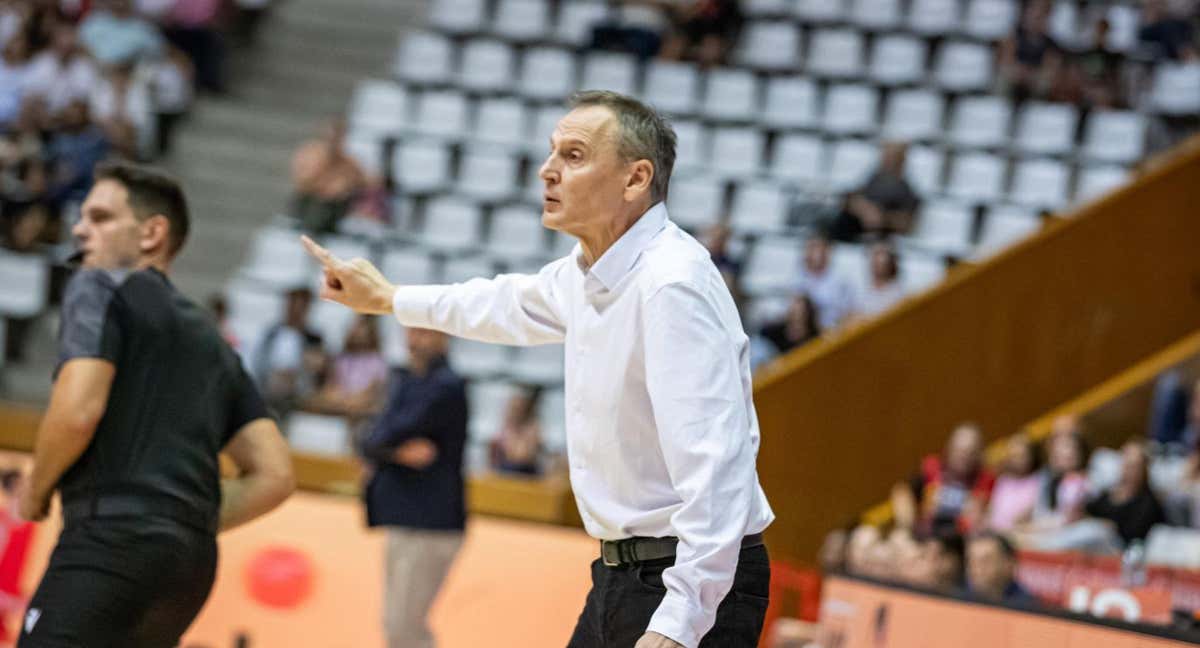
[998,0,1064,104]
[359,327,468,648]
[44,99,110,210]
[818,527,849,573]
[305,314,389,419]
[845,524,883,577]
[830,142,919,243]
[290,117,367,234]
[0,33,30,129]
[89,63,151,159]
[164,0,226,93]
[851,242,908,320]
[758,293,820,359]
[702,222,740,287]
[591,1,669,59]
[1063,17,1126,108]
[1025,424,1090,531]
[152,46,193,156]
[0,1,22,51]
[1148,370,1192,447]
[206,293,238,350]
[985,434,1044,532]
[489,385,544,476]
[249,287,328,418]
[918,532,966,593]
[795,231,854,331]
[79,0,164,67]
[1084,441,1167,547]
[1138,0,1197,62]
[893,423,996,537]
[659,0,744,68]
[22,22,97,127]
[966,532,1039,606]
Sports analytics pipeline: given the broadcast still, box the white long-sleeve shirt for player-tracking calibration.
[391,202,774,647]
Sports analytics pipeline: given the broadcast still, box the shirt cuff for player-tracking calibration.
[646,592,706,648]
[391,285,445,328]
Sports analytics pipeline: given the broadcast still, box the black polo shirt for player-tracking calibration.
[55,267,268,530]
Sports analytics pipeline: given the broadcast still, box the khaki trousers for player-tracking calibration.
[384,527,464,648]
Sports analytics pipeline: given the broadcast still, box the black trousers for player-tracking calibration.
[567,544,770,648]
[19,516,217,648]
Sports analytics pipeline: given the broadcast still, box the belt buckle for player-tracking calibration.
[601,541,621,567]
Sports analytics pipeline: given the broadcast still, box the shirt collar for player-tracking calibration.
[574,202,669,292]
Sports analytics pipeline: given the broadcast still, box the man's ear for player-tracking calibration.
[624,159,655,202]
[139,214,171,255]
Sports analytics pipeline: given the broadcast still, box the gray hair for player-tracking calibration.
[567,90,677,203]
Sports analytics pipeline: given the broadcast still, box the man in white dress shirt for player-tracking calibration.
[302,90,775,648]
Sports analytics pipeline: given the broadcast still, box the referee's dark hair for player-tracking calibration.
[94,160,191,257]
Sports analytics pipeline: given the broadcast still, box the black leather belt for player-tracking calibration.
[63,494,218,534]
[600,533,764,567]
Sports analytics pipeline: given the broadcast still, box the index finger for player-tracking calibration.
[300,235,341,268]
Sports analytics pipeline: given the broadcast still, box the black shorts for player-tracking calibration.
[19,516,217,648]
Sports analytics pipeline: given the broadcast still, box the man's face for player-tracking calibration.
[803,238,829,273]
[406,328,448,364]
[74,179,144,270]
[538,105,633,238]
[966,538,1011,598]
[946,425,982,478]
[284,291,312,326]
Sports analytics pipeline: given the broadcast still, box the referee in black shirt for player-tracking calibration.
[17,161,295,647]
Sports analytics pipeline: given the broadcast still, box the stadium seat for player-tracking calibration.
[904,145,945,196]
[555,1,610,47]
[528,104,567,154]
[421,198,484,252]
[963,0,1018,41]
[1008,158,1070,209]
[1074,165,1129,205]
[395,31,455,85]
[1013,102,1079,156]
[709,126,766,178]
[868,34,927,87]
[239,227,312,287]
[1150,63,1200,115]
[946,151,1007,203]
[794,0,844,24]
[451,338,512,380]
[807,28,865,79]
[769,134,826,189]
[743,0,793,17]
[735,21,802,71]
[850,0,902,31]
[457,147,521,203]
[729,180,791,234]
[908,0,961,36]
[287,413,351,456]
[821,83,879,136]
[458,39,517,93]
[672,119,708,173]
[976,204,1040,257]
[223,280,283,353]
[1047,1,1081,50]
[381,248,438,285]
[828,139,879,192]
[0,251,48,318]
[518,47,576,101]
[348,80,408,137]
[948,96,1013,149]
[1081,110,1146,164]
[430,0,488,34]
[493,0,550,43]
[934,41,993,92]
[906,200,974,256]
[701,68,759,123]
[486,204,548,260]
[742,236,804,296]
[442,254,498,284]
[468,380,519,442]
[474,96,529,148]
[761,76,819,130]
[392,139,452,194]
[580,51,639,96]
[642,60,701,115]
[899,250,947,293]
[309,298,358,353]
[1104,4,1140,53]
[882,88,944,141]
[412,89,470,138]
[666,174,725,230]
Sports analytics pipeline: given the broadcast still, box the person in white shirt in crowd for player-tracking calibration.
[0,0,23,51]
[22,22,96,127]
[0,32,30,129]
[79,0,164,67]
[89,62,152,159]
[302,89,775,648]
[851,242,908,320]
[795,231,854,331]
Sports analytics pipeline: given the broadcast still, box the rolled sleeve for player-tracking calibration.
[642,281,758,647]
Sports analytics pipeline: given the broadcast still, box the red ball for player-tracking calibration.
[245,546,315,609]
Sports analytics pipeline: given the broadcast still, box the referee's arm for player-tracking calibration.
[218,364,294,531]
[21,359,114,521]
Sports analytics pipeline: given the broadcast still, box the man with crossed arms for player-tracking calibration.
[303,90,774,648]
